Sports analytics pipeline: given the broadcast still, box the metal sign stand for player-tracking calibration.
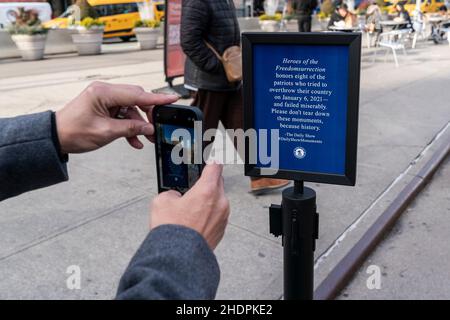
[152,79,190,99]
[269,180,319,300]
[242,32,362,300]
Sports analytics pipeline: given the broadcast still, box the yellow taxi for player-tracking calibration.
[385,0,445,15]
[43,0,165,41]
[153,1,165,21]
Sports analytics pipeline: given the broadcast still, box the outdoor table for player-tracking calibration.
[427,16,446,24]
[426,16,450,43]
[426,16,450,28]
[328,26,361,32]
[380,20,408,28]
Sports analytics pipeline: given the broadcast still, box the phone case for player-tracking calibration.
[153,104,204,194]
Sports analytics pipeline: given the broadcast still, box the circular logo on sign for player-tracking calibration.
[293,147,306,159]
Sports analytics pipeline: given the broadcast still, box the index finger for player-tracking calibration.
[135,92,179,112]
[97,83,179,109]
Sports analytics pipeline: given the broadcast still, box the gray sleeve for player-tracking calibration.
[0,111,68,201]
[116,224,220,300]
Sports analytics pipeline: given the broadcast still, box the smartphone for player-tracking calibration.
[153,104,203,194]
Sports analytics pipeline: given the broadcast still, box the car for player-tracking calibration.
[43,0,164,40]
[384,0,446,14]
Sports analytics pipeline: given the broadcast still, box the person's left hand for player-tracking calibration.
[55,81,179,154]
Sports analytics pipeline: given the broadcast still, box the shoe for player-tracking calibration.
[250,178,290,194]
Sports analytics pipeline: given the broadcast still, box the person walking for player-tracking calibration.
[291,0,318,32]
[181,0,289,193]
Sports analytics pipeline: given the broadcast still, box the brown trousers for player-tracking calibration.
[191,88,243,132]
[192,88,251,171]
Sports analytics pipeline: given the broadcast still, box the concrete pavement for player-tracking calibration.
[0,40,449,299]
[339,157,450,300]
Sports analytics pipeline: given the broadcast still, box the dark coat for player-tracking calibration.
[396,10,413,30]
[293,0,318,16]
[328,12,345,29]
[181,0,241,91]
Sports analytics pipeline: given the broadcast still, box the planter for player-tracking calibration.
[11,34,47,61]
[259,20,281,32]
[71,27,104,55]
[134,27,160,50]
[318,18,330,31]
[285,19,298,31]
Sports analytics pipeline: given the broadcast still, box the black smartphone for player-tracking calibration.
[153,104,203,194]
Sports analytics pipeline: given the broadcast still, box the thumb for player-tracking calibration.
[161,189,182,198]
[108,118,154,139]
[155,189,182,203]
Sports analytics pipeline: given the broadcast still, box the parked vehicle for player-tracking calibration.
[43,0,164,40]
[385,0,445,14]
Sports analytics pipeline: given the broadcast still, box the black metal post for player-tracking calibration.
[270,180,319,300]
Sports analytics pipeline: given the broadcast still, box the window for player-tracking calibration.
[94,3,138,17]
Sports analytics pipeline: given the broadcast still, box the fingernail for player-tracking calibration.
[141,125,154,136]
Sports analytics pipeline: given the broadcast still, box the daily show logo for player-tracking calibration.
[293,146,306,160]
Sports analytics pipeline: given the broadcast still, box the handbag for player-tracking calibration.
[205,41,242,83]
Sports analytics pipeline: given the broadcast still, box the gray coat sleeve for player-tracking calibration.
[116,225,220,300]
[0,111,68,201]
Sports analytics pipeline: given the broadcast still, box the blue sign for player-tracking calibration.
[253,44,349,176]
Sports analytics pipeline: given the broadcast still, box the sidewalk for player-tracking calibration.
[339,157,450,300]
[0,42,449,299]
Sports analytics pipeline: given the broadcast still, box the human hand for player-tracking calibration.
[55,82,178,154]
[150,164,230,250]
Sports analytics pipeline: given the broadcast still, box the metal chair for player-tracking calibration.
[411,21,424,49]
[374,29,410,67]
[440,27,450,47]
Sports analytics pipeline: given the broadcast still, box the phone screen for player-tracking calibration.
[154,105,203,194]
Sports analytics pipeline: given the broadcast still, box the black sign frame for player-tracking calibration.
[242,32,361,186]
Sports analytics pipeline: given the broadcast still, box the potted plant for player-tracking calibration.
[316,11,331,31]
[70,17,105,55]
[259,13,283,32]
[259,0,282,32]
[133,19,161,50]
[8,8,48,61]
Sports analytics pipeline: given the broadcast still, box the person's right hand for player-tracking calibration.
[150,164,230,250]
[56,81,178,154]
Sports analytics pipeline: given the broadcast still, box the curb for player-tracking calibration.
[314,135,450,300]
